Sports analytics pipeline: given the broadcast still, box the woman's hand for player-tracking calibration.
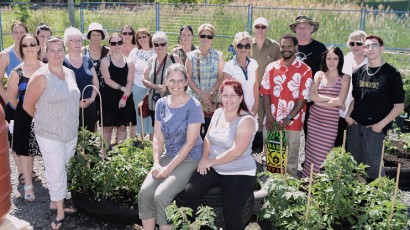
[155,166,172,179]
[151,163,162,178]
[118,97,126,108]
[157,84,166,91]
[121,86,131,97]
[80,98,95,109]
[251,104,258,117]
[198,158,214,175]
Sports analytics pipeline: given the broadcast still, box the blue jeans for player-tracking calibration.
[347,123,386,179]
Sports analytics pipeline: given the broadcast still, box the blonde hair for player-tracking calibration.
[233,32,252,47]
[347,30,367,46]
[197,23,216,36]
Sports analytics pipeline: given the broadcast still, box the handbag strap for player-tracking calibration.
[195,52,201,84]
[153,54,167,85]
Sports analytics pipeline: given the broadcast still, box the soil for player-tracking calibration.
[384,154,410,168]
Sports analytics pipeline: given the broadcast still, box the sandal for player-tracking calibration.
[51,218,64,230]
[24,185,35,202]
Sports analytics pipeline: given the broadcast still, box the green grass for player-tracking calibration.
[1,2,409,74]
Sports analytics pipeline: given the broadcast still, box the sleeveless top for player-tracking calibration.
[84,45,109,88]
[34,65,80,141]
[207,108,257,175]
[14,66,29,102]
[5,47,21,77]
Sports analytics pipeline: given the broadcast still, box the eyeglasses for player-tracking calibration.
[168,79,186,85]
[22,43,37,48]
[254,25,267,30]
[110,40,123,46]
[236,43,251,49]
[221,94,240,99]
[154,43,167,47]
[122,32,133,36]
[364,43,381,50]
[349,41,363,47]
[137,35,147,40]
[199,34,214,39]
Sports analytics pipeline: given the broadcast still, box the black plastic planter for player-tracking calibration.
[72,191,141,225]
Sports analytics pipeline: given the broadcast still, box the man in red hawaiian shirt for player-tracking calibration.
[261,33,312,178]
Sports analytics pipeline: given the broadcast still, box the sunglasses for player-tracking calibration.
[110,40,124,46]
[122,32,133,36]
[22,43,37,48]
[237,43,251,49]
[153,43,167,47]
[349,41,363,47]
[199,34,214,39]
[137,35,147,40]
[254,25,267,29]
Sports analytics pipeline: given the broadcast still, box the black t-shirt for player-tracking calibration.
[351,63,405,132]
[297,39,327,76]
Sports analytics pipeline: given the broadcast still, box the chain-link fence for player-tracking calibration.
[0,2,409,68]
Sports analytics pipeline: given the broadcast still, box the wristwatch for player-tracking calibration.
[286,114,294,121]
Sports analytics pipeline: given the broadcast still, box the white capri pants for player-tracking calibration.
[35,134,77,201]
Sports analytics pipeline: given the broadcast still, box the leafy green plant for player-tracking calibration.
[11,0,30,23]
[259,147,410,229]
[385,132,410,158]
[166,201,217,230]
[68,130,153,205]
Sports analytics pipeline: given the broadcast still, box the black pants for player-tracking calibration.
[334,116,348,148]
[179,168,256,230]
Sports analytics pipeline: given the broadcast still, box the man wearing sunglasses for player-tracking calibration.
[249,17,280,153]
[345,35,405,182]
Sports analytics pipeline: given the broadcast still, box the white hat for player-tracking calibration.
[253,17,269,27]
[83,22,109,41]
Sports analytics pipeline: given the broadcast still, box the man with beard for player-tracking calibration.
[260,33,312,178]
[345,35,404,181]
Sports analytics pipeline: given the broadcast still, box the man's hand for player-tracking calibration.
[277,118,291,130]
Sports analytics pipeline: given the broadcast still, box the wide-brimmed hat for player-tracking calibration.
[289,15,319,33]
[83,22,109,41]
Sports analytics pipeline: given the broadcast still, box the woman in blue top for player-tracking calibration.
[138,63,204,230]
[63,27,99,132]
[179,79,257,230]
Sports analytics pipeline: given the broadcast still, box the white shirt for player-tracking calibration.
[340,52,368,117]
[129,47,156,88]
[223,55,258,111]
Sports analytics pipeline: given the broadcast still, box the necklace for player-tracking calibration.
[366,63,384,76]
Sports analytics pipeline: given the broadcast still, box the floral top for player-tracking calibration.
[260,58,312,131]
[129,47,156,88]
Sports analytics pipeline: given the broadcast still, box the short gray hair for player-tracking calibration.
[152,31,168,44]
[64,27,82,47]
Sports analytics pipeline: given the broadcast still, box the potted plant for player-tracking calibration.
[384,131,410,188]
[166,201,217,230]
[68,129,153,224]
[259,148,410,229]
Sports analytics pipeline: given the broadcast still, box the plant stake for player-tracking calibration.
[305,163,314,222]
[139,105,145,142]
[342,129,346,150]
[284,146,288,185]
[388,163,401,227]
[280,131,283,175]
[378,142,385,178]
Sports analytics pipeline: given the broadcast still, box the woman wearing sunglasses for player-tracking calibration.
[186,23,225,139]
[143,31,182,135]
[7,34,43,203]
[223,32,259,117]
[100,33,136,154]
[334,30,368,147]
[63,27,99,132]
[129,28,156,140]
[171,25,197,64]
[120,25,137,57]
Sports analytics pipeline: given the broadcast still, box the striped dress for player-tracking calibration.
[303,76,342,178]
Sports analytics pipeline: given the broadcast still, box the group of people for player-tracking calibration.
[0,13,405,230]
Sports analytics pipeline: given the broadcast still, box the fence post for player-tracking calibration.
[247,4,253,35]
[360,7,367,31]
[156,2,160,32]
[0,11,3,51]
[80,1,84,33]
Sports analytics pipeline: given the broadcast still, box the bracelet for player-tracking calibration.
[117,85,122,91]
[121,95,128,101]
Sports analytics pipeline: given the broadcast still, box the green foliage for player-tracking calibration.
[166,201,217,230]
[385,132,410,157]
[68,130,153,205]
[259,147,410,229]
[11,0,30,23]
[403,78,410,113]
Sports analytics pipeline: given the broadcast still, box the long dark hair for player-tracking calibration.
[320,46,344,76]
[219,79,249,115]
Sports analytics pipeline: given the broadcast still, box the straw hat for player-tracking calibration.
[83,22,109,41]
[289,15,319,33]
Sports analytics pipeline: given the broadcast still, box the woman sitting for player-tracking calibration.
[179,79,257,230]
[138,63,204,230]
